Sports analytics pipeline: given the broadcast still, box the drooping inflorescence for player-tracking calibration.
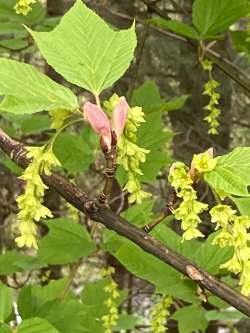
[150,295,172,333]
[168,150,217,240]
[101,267,120,333]
[210,205,250,296]
[16,146,60,249]
[105,94,151,203]
[201,59,221,135]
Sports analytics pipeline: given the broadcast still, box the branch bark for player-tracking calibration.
[1,128,250,317]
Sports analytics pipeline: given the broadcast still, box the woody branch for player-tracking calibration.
[0,127,250,317]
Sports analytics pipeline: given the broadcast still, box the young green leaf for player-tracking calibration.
[0,250,44,275]
[0,283,12,323]
[205,147,250,197]
[0,324,12,333]
[231,31,250,55]
[28,0,137,95]
[151,18,200,40]
[193,0,248,36]
[172,305,208,333]
[18,279,71,319]
[231,197,250,216]
[114,239,197,303]
[0,59,78,114]
[53,130,98,174]
[16,318,60,333]
[38,218,96,264]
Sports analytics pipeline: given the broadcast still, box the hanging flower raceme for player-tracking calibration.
[83,97,129,152]
[105,94,151,204]
[16,146,60,249]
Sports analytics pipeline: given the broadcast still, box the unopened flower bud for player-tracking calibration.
[111,97,129,140]
[83,102,111,150]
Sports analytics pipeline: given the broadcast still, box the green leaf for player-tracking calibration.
[115,314,140,331]
[152,224,233,275]
[3,156,23,175]
[231,196,250,216]
[37,300,85,333]
[0,22,23,35]
[162,95,189,112]
[231,31,250,55]
[114,239,197,303]
[151,18,200,40]
[132,81,188,113]
[38,218,96,264]
[132,81,162,107]
[28,0,137,94]
[0,59,78,114]
[205,309,246,321]
[20,114,51,134]
[0,283,12,323]
[205,147,250,197]
[0,251,44,275]
[0,324,12,333]
[18,279,70,319]
[16,318,60,333]
[194,241,233,275]
[132,81,173,182]
[121,200,154,227]
[0,38,29,51]
[53,130,98,174]
[208,295,229,309]
[172,305,208,333]
[192,0,248,36]
[80,278,127,333]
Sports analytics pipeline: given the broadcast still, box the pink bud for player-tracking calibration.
[83,102,111,150]
[111,97,129,140]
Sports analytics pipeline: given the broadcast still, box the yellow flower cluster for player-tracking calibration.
[101,267,120,333]
[169,150,217,240]
[16,146,60,249]
[14,0,36,15]
[150,295,172,333]
[210,204,250,296]
[169,162,208,240]
[201,59,221,135]
[105,94,150,203]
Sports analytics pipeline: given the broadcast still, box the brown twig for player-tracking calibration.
[97,145,117,207]
[1,128,250,317]
[143,188,177,233]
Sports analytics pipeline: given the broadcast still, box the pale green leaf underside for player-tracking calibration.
[28,0,137,94]
[0,58,78,114]
[205,147,250,197]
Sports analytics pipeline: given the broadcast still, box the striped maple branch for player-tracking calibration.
[0,127,250,317]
